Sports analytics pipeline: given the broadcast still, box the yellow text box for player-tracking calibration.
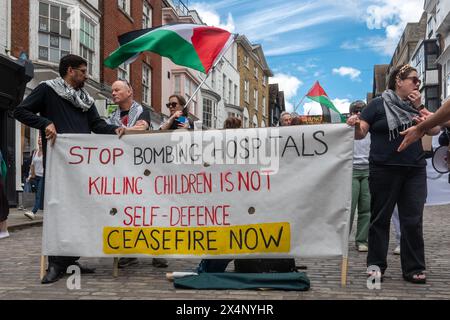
[103,222,290,255]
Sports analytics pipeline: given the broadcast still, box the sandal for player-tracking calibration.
[403,272,426,284]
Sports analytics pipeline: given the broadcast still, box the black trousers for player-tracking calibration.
[367,165,427,277]
[0,179,8,222]
[48,256,80,270]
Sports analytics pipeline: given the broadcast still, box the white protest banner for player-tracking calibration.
[43,124,353,258]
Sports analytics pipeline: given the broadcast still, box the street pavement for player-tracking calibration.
[6,208,43,230]
[1,205,450,300]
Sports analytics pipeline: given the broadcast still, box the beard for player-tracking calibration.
[77,81,85,89]
[71,77,86,89]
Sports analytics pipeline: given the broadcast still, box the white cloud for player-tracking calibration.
[338,1,424,56]
[237,2,323,38]
[332,98,352,114]
[296,59,319,73]
[314,71,323,78]
[365,36,397,56]
[235,1,367,43]
[206,0,244,10]
[285,101,294,113]
[269,73,303,112]
[191,3,235,33]
[364,0,424,56]
[265,42,323,57]
[303,98,351,115]
[340,36,394,55]
[303,101,323,115]
[250,12,347,41]
[340,41,361,50]
[305,60,319,69]
[332,67,362,81]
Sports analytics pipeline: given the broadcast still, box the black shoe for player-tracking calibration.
[41,265,64,284]
[73,262,96,274]
[118,258,139,269]
[152,258,168,268]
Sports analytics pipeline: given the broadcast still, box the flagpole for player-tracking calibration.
[183,33,238,112]
[293,94,306,114]
[183,71,211,112]
[295,81,317,114]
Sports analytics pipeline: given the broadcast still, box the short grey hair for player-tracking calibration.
[280,111,291,118]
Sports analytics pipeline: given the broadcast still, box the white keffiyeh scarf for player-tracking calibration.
[43,77,94,112]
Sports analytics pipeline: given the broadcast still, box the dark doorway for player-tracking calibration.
[0,109,17,205]
[0,54,34,206]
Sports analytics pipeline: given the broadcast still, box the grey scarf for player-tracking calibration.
[43,77,94,112]
[107,101,143,128]
[381,89,420,141]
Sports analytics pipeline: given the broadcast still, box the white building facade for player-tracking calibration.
[427,0,450,102]
[161,4,203,126]
[0,0,11,56]
[14,0,104,198]
[200,41,240,129]
[411,3,440,111]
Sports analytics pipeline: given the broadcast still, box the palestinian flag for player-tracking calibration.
[104,24,235,74]
[306,81,345,123]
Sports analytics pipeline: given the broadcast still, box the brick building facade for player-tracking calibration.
[101,0,164,126]
[3,0,168,203]
[236,35,272,128]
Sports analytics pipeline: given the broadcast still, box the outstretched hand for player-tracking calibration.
[398,126,425,152]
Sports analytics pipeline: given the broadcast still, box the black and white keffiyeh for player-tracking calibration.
[381,89,420,141]
[107,101,143,128]
[43,77,94,112]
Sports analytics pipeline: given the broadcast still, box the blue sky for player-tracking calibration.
[190,0,424,114]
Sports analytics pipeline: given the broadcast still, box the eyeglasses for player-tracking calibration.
[405,76,421,85]
[166,102,178,108]
[73,68,88,74]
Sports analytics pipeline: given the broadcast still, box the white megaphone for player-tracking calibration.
[432,146,450,174]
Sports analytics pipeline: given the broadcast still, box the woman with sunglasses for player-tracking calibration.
[347,64,440,284]
[160,94,193,130]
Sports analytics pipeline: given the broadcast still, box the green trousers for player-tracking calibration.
[350,169,371,246]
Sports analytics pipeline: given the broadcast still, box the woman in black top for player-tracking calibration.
[159,94,194,130]
[347,64,440,284]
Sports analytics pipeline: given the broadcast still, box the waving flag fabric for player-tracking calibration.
[104,24,234,74]
[306,81,345,123]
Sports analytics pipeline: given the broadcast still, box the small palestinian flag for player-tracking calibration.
[104,24,235,74]
[306,81,345,123]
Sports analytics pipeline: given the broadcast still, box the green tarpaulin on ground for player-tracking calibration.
[173,272,310,291]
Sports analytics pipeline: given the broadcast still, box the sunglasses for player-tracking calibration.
[405,76,421,85]
[166,102,178,108]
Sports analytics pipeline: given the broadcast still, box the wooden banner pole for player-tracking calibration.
[341,256,348,287]
[40,255,46,280]
[113,258,119,277]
